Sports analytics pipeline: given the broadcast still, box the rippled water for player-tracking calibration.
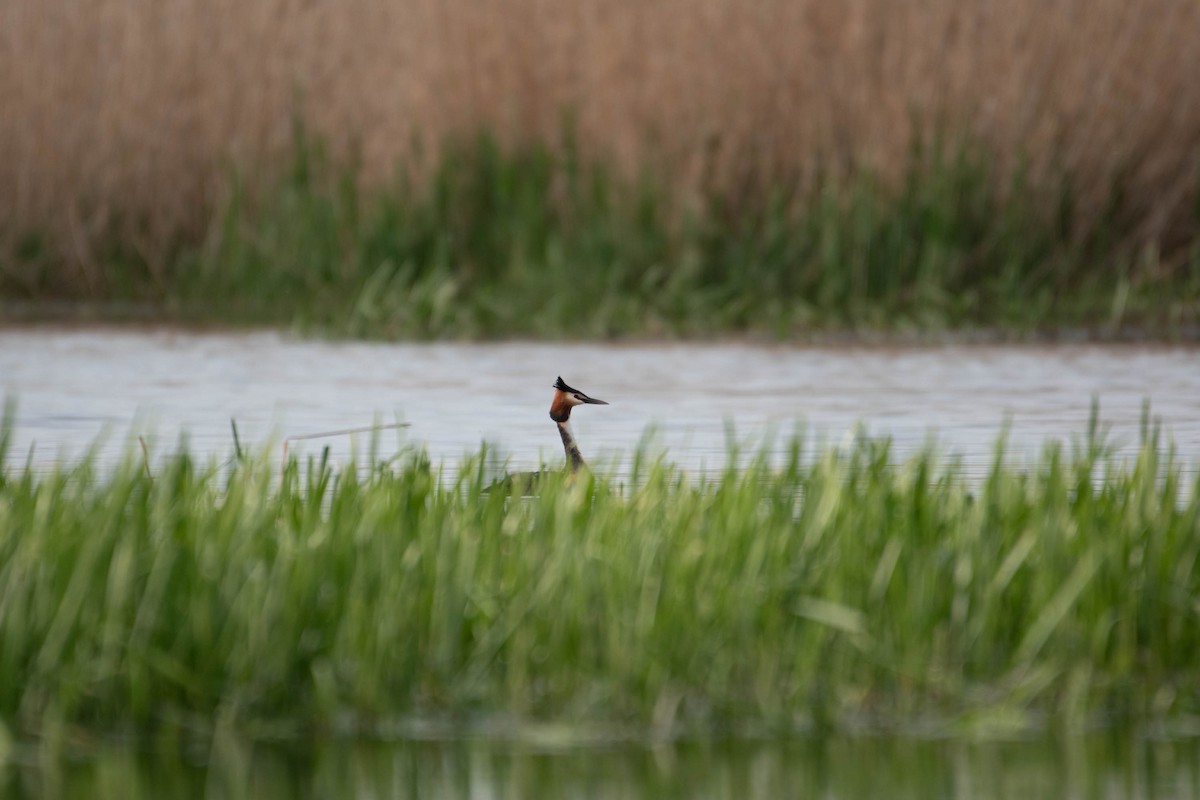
[2,328,1200,479]
[2,328,1199,479]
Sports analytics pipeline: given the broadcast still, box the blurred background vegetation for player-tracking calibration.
[1,0,1198,336]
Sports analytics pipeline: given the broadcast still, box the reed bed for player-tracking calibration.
[1,1,1199,335]
[1,416,1198,742]
[72,135,1200,336]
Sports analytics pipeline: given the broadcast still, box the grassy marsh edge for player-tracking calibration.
[1,412,1199,744]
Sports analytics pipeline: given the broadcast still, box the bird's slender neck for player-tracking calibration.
[556,420,586,471]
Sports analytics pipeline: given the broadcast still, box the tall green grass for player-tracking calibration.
[1,417,1198,742]
[18,133,1193,338]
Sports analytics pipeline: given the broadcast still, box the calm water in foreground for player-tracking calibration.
[3,327,1200,798]
[5,734,1200,800]
[7,734,1200,796]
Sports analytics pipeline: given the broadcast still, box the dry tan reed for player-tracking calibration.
[2,0,1198,289]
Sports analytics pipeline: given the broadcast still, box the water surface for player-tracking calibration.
[1,328,1197,479]
[5,734,1200,800]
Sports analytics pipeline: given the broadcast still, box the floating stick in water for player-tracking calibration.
[231,418,245,461]
[279,421,412,488]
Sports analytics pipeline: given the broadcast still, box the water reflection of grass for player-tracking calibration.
[7,735,1199,800]
[1,411,1198,743]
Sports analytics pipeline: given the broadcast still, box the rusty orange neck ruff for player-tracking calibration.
[549,390,574,423]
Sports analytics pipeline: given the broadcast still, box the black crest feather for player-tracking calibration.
[554,376,576,393]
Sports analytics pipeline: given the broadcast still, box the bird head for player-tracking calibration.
[550,376,609,422]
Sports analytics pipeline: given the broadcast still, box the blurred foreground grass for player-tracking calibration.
[1,408,1198,743]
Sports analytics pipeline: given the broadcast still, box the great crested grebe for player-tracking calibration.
[548,376,609,471]
[488,376,609,493]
